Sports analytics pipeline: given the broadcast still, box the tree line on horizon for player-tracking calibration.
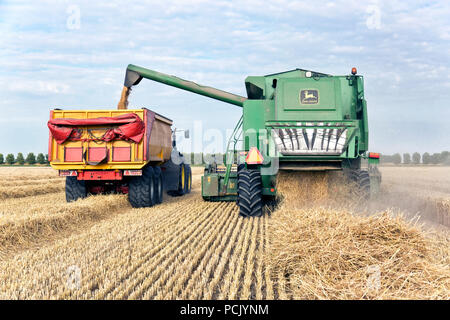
[380,151,450,165]
[1,151,448,166]
[0,153,49,165]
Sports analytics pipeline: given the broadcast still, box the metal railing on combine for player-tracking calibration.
[223,116,243,187]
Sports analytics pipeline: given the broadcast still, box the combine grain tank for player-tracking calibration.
[119,64,382,217]
[48,108,192,207]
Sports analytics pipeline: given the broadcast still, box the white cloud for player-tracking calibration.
[331,45,365,53]
[6,81,70,95]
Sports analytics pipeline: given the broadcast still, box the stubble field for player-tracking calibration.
[0,166,448,299]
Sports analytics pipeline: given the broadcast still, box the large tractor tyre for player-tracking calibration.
[128,166,155,208]
[168,164,186,197]
[153,166,163,204]
[237,168,262,217]
[174,164,186,196]
[185,165,192,194]
[66,177,87,202]
[346,169,371,200]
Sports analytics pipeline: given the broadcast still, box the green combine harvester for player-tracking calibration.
[122,64,381,217]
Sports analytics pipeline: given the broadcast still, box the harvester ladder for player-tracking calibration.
[223,115,243,190]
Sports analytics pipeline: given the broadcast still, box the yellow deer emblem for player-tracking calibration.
[300,89,318,104]
[304,90,315,100]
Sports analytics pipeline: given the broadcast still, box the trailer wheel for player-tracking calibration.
[128,166,155,208]
[237,168,262,217]
[154,166,163,204]
[66,177,87,202]
[185,165,192,194]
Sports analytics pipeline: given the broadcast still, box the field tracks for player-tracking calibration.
[157,203,236,300]
[0,180,65,200]
[105,201,227,299]
[0,194,129,253]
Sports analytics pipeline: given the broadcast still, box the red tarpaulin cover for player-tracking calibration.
[48,113,145,144]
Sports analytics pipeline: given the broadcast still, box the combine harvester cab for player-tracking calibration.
[118,64,381,217]
[48,108,192,208]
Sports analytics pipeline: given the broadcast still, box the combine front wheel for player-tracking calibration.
[237,168,262,217]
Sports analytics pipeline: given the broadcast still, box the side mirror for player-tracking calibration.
[184,130,190,139]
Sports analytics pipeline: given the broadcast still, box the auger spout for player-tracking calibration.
[120,64,246,108]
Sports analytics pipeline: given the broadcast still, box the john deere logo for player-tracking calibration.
[300,89,319,104]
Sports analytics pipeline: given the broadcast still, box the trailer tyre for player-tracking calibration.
[238,168,262,217]
[66,177,87,202]
[154,166,163,204]
[128,166,155,208]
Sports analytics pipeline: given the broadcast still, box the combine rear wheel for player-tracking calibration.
[237,168,262,217]
[66,177,87,202]
[129,166,155,208]
[346,169,370,200]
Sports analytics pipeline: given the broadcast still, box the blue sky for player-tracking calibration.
[0,0,449,155]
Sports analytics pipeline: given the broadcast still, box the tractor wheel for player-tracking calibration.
[128,166,155,208]
[237,168,262,217]
[176,164,187,196]
[346,169,370,200]
[185,165,192,194]
[169,164,187,197]
[153,166,163,204]
[66,177,87,202]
